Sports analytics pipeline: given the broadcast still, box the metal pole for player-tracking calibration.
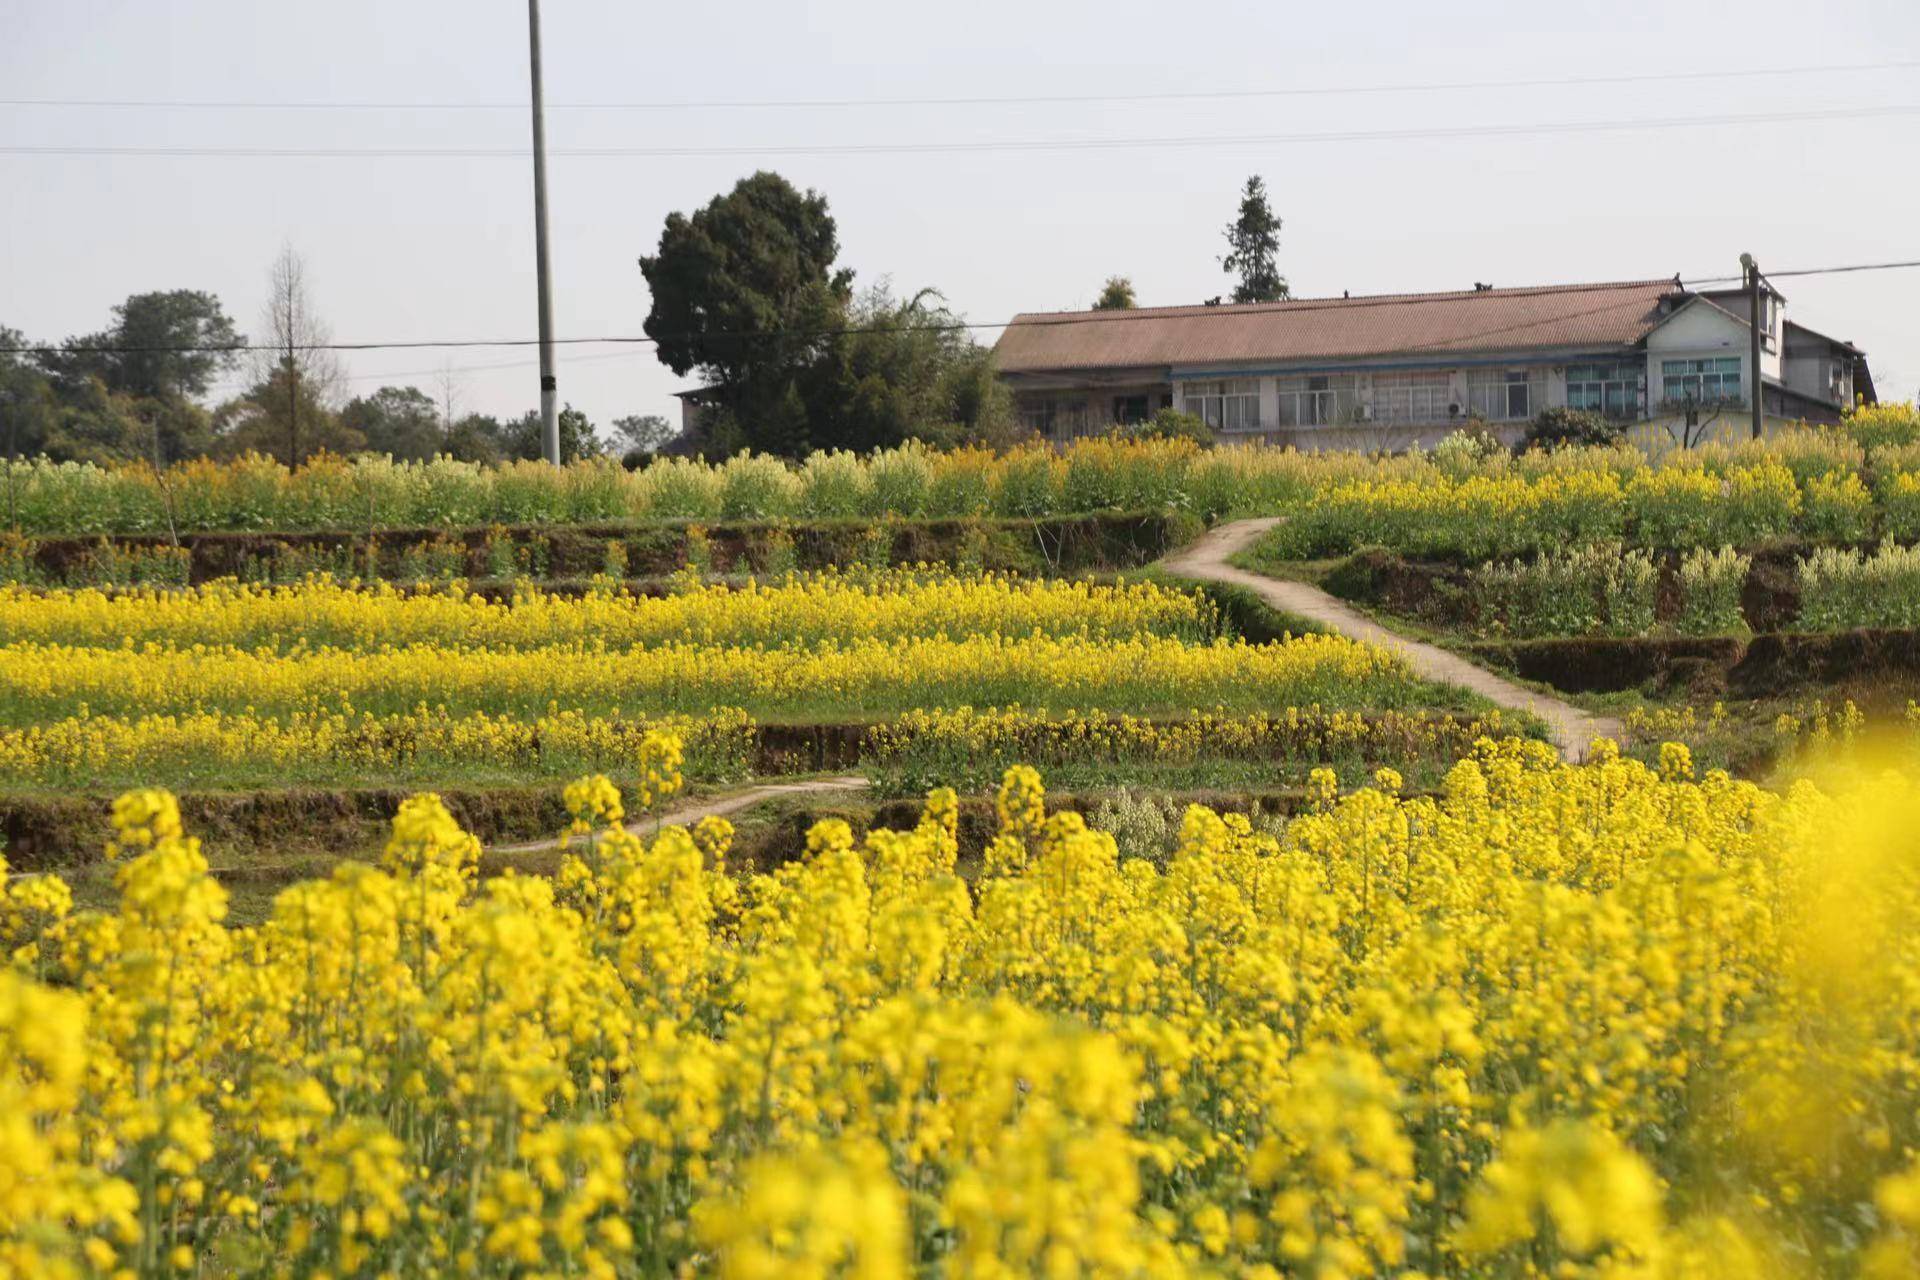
[527,0,560,465]
[3,390,16,532]
[1742,252,1764,440]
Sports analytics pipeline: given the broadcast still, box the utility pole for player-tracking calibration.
[1741,252,1764,440]
[526,0,560,466]
[2,388,16,532]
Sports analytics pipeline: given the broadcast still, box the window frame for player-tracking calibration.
[1179,378,1262,432]
[1275,373,1355,427]
[1660,356,1744,407]
[1369,371,1452,425]
[1017,400,1056,434]
[1565,361,1644,418]
[1466,368,1536,421]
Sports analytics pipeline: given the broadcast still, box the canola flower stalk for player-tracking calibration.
[3,737,1919,1276]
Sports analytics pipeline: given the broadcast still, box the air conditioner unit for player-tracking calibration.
[1357,405,1374,422]
[1448,402,1463,418]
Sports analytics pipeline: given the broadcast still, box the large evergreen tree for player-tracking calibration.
[639,172,852,455]
[1220,176,1289,305]
[40,290,243,401]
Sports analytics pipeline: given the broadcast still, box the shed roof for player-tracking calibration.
[992,278,1681,373]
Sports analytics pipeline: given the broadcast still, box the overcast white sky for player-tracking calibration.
[4,0,1919,432]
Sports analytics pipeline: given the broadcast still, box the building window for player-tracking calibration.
[1019,398,1093,439]
[1180,378,1261,432]
[1566,362,1643,418]
[1661,357,1743,406]
[1829,357,1851,404]
[1112,394,1151,425]
[1467,368,1535,420]
[1018,401,1056,434]
[1275,374,1354,426]
[1369,371,1451,424]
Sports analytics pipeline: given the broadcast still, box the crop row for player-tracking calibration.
[0,572,1218,653]
[3,740,1915,1275]
[1271,462,1920,560]
[0,632,1426,725]
[1471,542,1920,638]
[4,429,1918,534]
[0,703,1517,794]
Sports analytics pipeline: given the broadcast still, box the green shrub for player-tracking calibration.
[1121,408,1212,447]
[1523,407,1623,451]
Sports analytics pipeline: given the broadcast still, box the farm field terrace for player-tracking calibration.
[1225,427,1920,776]
[0,570,1489,798]
[5,425,1916,537]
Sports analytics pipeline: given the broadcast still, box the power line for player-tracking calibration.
[206,347,647,392]
[8,260,1917,359]
[4,102,1919,159]
[0,281,1682,355]
[5,59,1917,111]
[1691,258,1920,284]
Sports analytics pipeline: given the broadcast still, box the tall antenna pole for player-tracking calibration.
[527,0,560,465]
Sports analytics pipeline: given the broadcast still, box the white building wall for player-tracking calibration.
[1544,365,1569,410]
[1646,304,1751,407]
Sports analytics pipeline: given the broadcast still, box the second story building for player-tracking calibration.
[991,276,1875,450]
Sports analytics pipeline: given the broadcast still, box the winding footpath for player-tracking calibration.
[486,775,873,858]
[494,520,1616,862]
[1161,519,1623,762]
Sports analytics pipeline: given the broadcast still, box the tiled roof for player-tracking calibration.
[992,279,1680,373]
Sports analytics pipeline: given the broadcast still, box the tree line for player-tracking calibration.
[3,172,1290,468]
[1089,174,1290,314]
[637,171,1289,456]
[0,245,671,469]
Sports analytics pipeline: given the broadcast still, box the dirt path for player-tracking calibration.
[489,775,872,855]
[1162,519,1623,762]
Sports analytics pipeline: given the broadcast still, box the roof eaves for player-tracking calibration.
[1001,277,1678,324]
[1643,293,1750,337]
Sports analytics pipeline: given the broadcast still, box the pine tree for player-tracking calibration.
[1220,176,1289,304]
